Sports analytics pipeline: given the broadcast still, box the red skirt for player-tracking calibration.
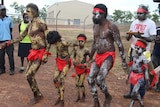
[95,51,115,68]
[129,72,144,85]
[56,57,71,72]
[27,48,45,61]
[74,64,90,75]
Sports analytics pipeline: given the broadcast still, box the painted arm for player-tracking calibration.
[112,25,128,72]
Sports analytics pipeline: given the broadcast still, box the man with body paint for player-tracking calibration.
[87,3,128,107]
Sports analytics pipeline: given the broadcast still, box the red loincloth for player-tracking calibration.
[27,48,46,61]
[129,72,144,85]
[56,57,71,72]
[74,64,90,75]
[95,51,115,68]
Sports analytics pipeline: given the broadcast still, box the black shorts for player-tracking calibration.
[18,43,31,57]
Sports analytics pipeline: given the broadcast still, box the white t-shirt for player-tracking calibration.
[130,18,156,51]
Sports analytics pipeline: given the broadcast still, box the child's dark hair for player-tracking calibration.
[47,31,61,44]
[77,34,87,40]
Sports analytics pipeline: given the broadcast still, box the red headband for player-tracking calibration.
[77,37,86,41]
[93,8,105,13]
[137,8,149,13]
[135,40,146,48]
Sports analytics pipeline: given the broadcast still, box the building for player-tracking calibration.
[46,0,94,25]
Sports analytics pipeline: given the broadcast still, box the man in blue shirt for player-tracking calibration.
[0,4,15,75]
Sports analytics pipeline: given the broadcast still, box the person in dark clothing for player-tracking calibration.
[151,26,160,92]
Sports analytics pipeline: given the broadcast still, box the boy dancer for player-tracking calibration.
[126,40,150,107]
[72,34,90,102]
[47,30,73,107]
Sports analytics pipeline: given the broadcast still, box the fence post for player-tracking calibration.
[56,10,61,31]
[83,15,89,34]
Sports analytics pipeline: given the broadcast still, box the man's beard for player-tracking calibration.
[93,18,101,24]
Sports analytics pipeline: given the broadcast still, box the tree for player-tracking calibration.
[10,2,49,22]
[151,13,159,22]
[39,5,49,21]
[10,2,25,15]
[111,10,133,23]
[151,8,160,22]
[10,2,25,22]
[122,11,133,23]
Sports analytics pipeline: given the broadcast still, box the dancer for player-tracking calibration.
[126,40,150,107]
[72,34,90,102]
[47,30,73,107]
[87,3,128,107]
[2,3,51,105]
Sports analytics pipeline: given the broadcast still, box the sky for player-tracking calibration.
[2,0,160,15]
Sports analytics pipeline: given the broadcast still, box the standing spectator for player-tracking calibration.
[87,4,128,107]
[151,26,160,92]
[124,4,156,98]
[2,3,51,105]
[0,4,15,75]
[72,34,90,102]
[18,13,31,73]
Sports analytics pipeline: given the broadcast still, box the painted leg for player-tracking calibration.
[75,85,80,102]
[80,85,86,102]
[129,100,135,107]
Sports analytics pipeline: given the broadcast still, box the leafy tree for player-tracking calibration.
[10,2,25,22]
[10,2,48,22]
[111,10,133,23]
[151,8,160,22]
[151,13,159,22]
[111,10,123,23]
[10,2,25,15]
[122,11,133,23]
[39,5,49,21]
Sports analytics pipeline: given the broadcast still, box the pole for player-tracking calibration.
[56,10,61,31]
[1,0,4,5]
[83,15,89,34]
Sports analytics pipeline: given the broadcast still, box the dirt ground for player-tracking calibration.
[0,25,160,107]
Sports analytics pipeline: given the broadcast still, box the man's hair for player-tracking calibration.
[26,3,39,17]
[94,4,108,17]
[47,30,61,44]
[77,34,87,40]
[139,4,149,13]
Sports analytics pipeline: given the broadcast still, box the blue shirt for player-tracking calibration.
[0,16,13,41]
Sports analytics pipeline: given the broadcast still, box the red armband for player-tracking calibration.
[150,70,158,88]
[141,64,148,70]
[6,41,11,46]
[127,61,133,66]
[44,52,51,56]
